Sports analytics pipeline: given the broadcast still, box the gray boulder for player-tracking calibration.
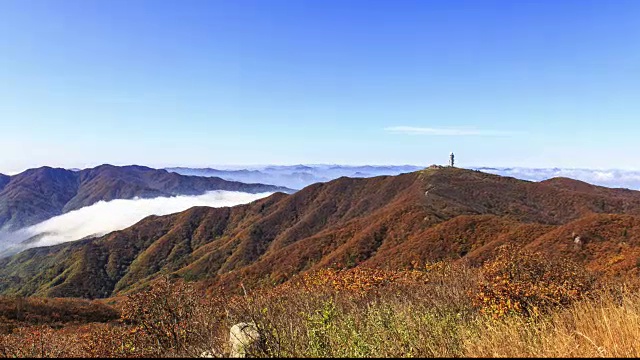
[229,322,261,358]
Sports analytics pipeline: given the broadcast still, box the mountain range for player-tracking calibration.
[0,164,291,232]
[2,166,640,299]
[165,165,424,189]
[166,164,640,191]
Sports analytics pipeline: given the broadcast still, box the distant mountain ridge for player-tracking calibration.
[166,165,640,190]
[0,164,291,231]
[165,165,424,189]
[4,167,640,299]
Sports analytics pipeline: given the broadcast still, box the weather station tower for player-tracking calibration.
[449,152,455,167]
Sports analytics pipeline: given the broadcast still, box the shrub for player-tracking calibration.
[474,245,595,318]
[222,265,479,357]
[119,276,229,357]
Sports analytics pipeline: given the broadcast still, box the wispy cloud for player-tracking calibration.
[384,126,516,136]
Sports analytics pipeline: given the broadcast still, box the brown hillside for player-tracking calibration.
[541,176,639,197]
[524,213,640,276]
[3,167,640,298]
[0,164,290,232]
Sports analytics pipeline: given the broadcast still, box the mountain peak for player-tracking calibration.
[17,166,71,177]
[541,176,599,189]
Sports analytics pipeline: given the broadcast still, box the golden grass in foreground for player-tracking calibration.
[227,269,640,358]
[2,249,640,357]
[465,289,640,357]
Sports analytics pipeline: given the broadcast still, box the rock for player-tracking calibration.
[425,185,436,198]
[200,350,217,358]
[200,348,223,357]
[229,322,261,358]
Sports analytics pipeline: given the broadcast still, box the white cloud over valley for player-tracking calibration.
[0,190,272,256]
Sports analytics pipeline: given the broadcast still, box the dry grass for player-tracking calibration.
[464,288,640,357]
[2,254,640,358]
[221,264,479,357]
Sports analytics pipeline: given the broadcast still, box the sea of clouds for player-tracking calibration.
[474,167,640,190]
[166,165,640,191]
[165,165,424,189]
[0,190,272,257]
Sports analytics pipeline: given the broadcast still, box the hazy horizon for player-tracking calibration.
[7,162,640,177]
[6,163,640,190]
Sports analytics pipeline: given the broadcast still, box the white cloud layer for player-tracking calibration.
[474,167,640,190]
[0,190,272,256]
[385,126,515,136]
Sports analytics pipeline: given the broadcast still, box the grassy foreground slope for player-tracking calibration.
[1,254,639,357]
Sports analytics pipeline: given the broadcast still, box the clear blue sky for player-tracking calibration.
[1,0,639,174]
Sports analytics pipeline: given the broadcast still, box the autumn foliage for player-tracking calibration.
[474,245,595,318]
[0,252,638,357]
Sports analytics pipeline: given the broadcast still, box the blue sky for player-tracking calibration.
[1,0,639,174]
